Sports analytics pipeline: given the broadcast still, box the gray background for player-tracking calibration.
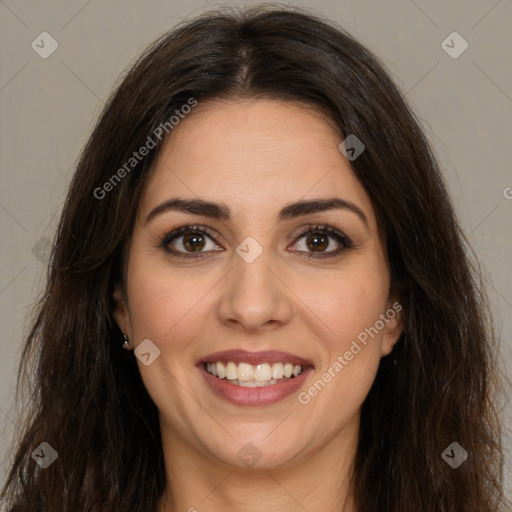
[1,0,511,499]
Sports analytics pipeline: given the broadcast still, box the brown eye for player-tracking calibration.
[182,233,207,252]
[292,225,352,258]
[160,225,223,257]
[305,232,329,252]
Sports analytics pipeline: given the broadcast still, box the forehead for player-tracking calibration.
[138,99,377,229]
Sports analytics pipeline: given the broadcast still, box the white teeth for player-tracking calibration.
[272,363,284,379]
[216,361,225,379]
[236,378,281,387]
[205,361,304,384]
[238,363,254,382]
[254,363,272,381]
[226,361,237,380]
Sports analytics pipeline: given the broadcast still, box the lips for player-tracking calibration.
[197,349,314,406]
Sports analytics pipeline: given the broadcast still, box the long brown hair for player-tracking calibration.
[1,5,507,511]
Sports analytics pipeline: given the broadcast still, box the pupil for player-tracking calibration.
[184,233,205,252]
[308,233,327,252]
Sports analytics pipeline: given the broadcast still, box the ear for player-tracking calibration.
[380,300,404,357]
[113,283,131,338]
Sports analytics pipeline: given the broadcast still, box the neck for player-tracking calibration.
[157,416,359,512]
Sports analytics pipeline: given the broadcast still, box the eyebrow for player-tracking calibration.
[145,197,369,229]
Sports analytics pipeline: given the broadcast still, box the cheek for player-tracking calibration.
[295,269,388,422]
[312,261,390,408]
[125,250,211,340]
[303,258,390,347]
[127,269,174,338]
[124,253,207,412]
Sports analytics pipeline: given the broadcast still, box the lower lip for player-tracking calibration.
[199,364,313,406]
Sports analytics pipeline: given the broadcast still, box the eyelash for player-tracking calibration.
[159,224,353,260]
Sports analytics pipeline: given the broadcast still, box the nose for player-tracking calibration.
[216,249,294,333]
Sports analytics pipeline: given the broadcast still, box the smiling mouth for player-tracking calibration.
[203,361,307,387]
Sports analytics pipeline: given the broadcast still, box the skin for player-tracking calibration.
[113,99,403,512]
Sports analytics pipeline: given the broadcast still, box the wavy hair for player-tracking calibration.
[1,5,507,511]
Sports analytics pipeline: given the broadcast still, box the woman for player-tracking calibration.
[1,5,507,511]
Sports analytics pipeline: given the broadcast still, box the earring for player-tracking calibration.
[123,333,129,347]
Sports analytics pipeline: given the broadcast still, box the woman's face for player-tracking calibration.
[114,99,402,470]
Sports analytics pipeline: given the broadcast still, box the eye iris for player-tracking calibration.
[307,232,328,252]
[183,233,205,252]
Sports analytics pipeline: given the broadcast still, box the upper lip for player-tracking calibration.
[199,349,314,367]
